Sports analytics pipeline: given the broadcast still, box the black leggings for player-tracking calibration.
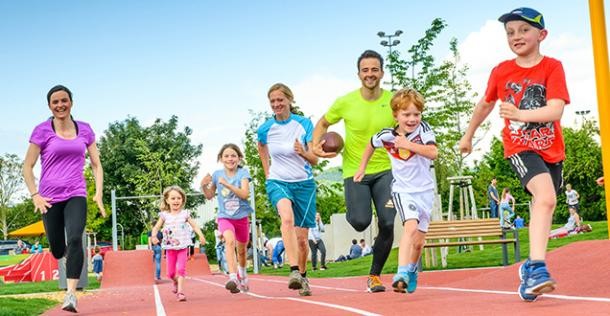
[42,197,87,279]
[344,170,396,275]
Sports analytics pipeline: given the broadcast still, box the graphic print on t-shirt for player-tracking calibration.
[381,134,422,161]
[504,80,555,150]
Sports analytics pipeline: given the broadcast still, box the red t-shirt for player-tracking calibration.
[484,57,570,163]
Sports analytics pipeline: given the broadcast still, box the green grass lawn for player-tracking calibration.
[259,221,608,278]
[0,255,30,267]
[0,297,58,316]
[0,276,100,296]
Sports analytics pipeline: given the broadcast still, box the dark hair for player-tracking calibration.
[217,143,244,168]
[47,85,73,104]
[357,50,384,71]
[359,239,365,243]
[352,239,358,244]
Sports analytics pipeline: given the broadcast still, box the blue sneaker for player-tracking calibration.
[392,273,407,293]
[406,271,418,293]
[518,260,556,302]
[518,260,538,302]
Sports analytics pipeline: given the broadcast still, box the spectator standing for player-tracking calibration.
[308,213,327,271]
[564,184,580,211]
[488,178,500,218]
[92,247,103,281]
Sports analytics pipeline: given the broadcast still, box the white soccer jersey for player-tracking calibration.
[371,121,436,193]
[257,113,314,182]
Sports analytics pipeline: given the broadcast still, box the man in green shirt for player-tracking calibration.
[313,50,396,292]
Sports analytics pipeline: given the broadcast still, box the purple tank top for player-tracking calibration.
[29,119,96,203]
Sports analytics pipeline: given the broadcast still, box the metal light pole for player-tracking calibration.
[575,109,591,125]
[377,30,403,90]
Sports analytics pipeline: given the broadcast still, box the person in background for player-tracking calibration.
[92,247,103,281]
[487,177,500,218]
[514,215,525,229]
[348,239,362,259]
[360,239,372,256]
[564,183,580,211]
[31,240,43,254]
[148,220,164,280]
[308,212,327,271]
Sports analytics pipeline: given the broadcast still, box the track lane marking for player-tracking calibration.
[153,284,167,316]
[190,277,381,316]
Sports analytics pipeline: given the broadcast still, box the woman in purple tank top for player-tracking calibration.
[22,85,106,313]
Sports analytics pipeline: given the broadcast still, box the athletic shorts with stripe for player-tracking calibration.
[508,151,563,195]
[265,179,316,228]
[391,190,434,232]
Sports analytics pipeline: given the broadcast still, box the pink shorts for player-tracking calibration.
[218,217,250,243]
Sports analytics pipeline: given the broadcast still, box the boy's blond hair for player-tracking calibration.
[160,185,187,211]
[390,88,425,113]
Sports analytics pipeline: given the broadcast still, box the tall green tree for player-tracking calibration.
[97,116,203,240]
[0,154,24,239]
[561,120,605,221]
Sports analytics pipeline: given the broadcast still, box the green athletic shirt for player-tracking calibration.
[325,89,394,178]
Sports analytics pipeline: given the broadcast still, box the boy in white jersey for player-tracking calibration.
[354,88,437,295]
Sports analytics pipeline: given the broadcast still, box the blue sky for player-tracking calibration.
[1,1,604,190]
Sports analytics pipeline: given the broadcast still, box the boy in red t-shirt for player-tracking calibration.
[459,7,570,302]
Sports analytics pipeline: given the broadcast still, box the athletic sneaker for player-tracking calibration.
[288,270,303,290]
[61,292,78,313]
[239,277,250,292]
[391,273,407,293]
[518,259,556,302]
[299,277,312,296]
[177,292,187,301]
[225,278,240,294]
[367,275,386,293]
[406,271,418,293]
[320,265,328,271]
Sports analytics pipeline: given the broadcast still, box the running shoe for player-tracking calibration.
[61,292,78,313]
[225,278,240,294]
[367,275,386,293]
[299,277,312,296]
[406,271,418,293]
[391,273,407,293]
[288,270,303,290]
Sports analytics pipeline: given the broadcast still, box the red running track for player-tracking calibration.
[43,240,610,315]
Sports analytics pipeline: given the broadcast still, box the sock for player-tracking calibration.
[229,273,238,281]
[238,266,247,279]
[397,265,409,274]
[301,271,307,278]
[290,265,299,272]
[407,263,418,273]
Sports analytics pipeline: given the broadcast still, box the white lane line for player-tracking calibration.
[248,276,610,304]
[153,284,167,316]
[190,277,381,316]
[248,277,360,292]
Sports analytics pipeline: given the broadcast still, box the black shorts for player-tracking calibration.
[507,151,563,195]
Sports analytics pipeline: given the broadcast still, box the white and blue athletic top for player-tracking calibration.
[371,121,436,193]
[257,113,314,182]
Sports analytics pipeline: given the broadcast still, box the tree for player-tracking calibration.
[387,20,487,210]
[561,120,605,221]
[5,198,40,240]
[0,154,24,239]
[97,116,203,241]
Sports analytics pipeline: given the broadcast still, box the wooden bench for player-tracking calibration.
[420,218,521,270]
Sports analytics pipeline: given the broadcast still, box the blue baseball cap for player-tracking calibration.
[498,7,545,29]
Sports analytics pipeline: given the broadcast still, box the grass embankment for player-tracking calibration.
[0,276,101,316]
